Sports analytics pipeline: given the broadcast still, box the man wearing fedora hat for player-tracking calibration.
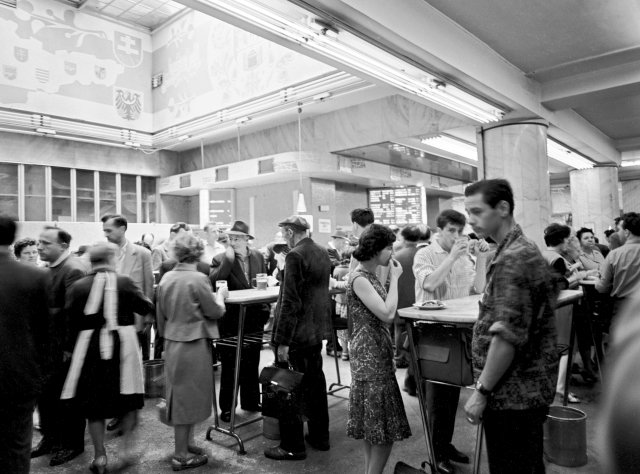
[210,220,269,422]
[327,229,351,270]
[266,215,332,461]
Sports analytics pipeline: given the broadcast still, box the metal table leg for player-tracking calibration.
[328,327,350,396]
[405,320,437,474]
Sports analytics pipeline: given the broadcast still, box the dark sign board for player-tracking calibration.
[368,186,425,225]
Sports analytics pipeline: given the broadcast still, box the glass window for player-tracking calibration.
[99,172,116,219]
[141,177,156,223]
[24,165,46,221]
[51,167,71,222]
[121,174,137,223]
[0,163,18,217]
[76,170,95,222]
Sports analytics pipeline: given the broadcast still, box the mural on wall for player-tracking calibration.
[152,10,335,130]
[0,0,152,130]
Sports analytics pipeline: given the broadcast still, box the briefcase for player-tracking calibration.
[414,323,474,386]
[259,364,304,418]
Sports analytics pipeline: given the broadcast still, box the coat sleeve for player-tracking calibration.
[196,276,225,320]
[273,251,304,345]
[209,251,234,285]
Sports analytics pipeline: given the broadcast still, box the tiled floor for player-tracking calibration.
[30,348,603,473]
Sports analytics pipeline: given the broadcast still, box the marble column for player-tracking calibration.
[569,166,620,241]
[479,119,550,248]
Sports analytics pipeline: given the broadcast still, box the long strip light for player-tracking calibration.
[190,0,505,123]
[621,160,640,168]
[547,139,594,170]
[421,134,478,161]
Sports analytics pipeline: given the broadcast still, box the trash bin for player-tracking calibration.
[543,405,587,467]
[144,360,165,398]
[263,416,280,440]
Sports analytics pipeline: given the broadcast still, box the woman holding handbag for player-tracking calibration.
[156,234,227,471]
[346,224,411,474]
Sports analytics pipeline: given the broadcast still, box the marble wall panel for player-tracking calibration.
[570,167,619,240]
[621,180,640,213]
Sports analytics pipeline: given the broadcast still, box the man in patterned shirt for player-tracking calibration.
[412,210,489,474]
[463,179,558,474]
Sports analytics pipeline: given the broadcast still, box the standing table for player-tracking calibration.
[398,289,583,474]
[205,286,344,454]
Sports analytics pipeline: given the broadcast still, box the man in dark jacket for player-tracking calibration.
[210,220,269,422]
[0,216,52,474]
[266,215,332,461]
[34,225,87,466]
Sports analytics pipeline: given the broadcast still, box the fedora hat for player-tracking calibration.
[331,229,349,240]
[226,220,254,240]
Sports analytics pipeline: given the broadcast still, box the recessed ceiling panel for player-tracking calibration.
[90,0,186,30]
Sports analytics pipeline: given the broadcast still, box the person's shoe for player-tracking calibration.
[89,455,107,474]
[107,417,121,431]
[557,391,581,403]
[171,454,208,471]
[326,349,342,357]
[220,411,231,423]
[305,433,330,451]
[436,459,455,474]
[580,369,598,384]
[445,444,470,464]
[264,446,307,460]
[50,448,84,466]
[31,438,55,458]
[403,374,417,396]
[242,403,262,412]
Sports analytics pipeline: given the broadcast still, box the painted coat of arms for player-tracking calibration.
[3,65,17,80]
[114,88,143,121]
[113,32,143,68]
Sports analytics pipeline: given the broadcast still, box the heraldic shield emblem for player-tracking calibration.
[114,88,143,121]
[3,65,17,81]
[113,32,143,68]
[14,47,29,62]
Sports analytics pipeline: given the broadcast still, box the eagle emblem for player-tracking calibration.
[114,88,143,121]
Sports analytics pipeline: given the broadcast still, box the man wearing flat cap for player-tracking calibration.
[210,220,269,422]
[265,215,333,461]
[326,229,351,270]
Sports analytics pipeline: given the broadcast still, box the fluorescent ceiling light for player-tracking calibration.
[235,116,251,124]
[547,139,594,170]
[422,135,478,161]
[36,127,56,135]
[178,134,191,141]
[621,160,640,167]
[192,0,505,123]
[125,141,141,147]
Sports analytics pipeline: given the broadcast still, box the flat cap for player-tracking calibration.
[278,215,310,230]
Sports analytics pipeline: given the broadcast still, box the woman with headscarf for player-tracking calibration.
[156,234,227,471]
[61,242,153,474]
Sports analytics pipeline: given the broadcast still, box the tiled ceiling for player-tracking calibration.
[90,0,186,30]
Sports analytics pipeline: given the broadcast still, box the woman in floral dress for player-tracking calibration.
[346,224,411,474]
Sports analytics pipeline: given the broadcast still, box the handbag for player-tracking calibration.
[259,364,304,418]
[413,323,474,386]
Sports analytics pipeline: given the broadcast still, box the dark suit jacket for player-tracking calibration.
[210,248,269,336]
[395,245,419,311]
[272,238,332,349]
[0,253,51,402]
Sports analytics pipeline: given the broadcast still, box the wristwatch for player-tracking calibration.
[475,380,492,397]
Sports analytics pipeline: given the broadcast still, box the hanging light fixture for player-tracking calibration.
[296,102,307,214]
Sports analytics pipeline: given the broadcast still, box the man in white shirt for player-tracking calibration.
[202,222,226,264]
[412,210,489,474]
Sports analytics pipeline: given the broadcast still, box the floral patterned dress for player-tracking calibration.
[346,269,411,444]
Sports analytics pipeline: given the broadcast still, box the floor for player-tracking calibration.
[30,348,603,474]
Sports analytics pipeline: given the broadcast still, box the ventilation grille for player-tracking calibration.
[0,0,17,8]
[215,167,229,182]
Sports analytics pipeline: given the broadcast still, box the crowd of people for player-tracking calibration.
[2,178,640,474]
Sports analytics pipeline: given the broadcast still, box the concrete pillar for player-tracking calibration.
[570,166,620,241]
[198,189,209,228]
[479,119,550,248]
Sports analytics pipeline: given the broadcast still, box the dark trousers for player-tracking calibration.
[38,361,86,451]
[138,330,149,361]
[0,398,35,474]
[425,382,461,460]
[279,344,329,453]
[218,343,261,412]
[483,407,548,474]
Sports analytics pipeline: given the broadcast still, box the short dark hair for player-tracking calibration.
[13,237,36,258]
[170,222,191,235]
[614,216,623,226]
[623,212,640,236]
[464,179,515,215]
[43,225,72,246]
[436,210,466,230]
[417,224,431,241]
[350,208,375,227]
[544,223,571,247]
[101,214,128,230]
[400,225,422,243]
[576,227,594,241]
[353,224,396,261]
[0,215,17,246]
[604,229,615,238]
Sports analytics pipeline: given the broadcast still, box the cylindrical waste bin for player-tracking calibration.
[144,360,165,398]
[263,416,280,440]
[543,405,587,467]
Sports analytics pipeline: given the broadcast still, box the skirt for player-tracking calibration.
[165,338,213,425]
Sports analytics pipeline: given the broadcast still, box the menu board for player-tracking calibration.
[368,186,425,225]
